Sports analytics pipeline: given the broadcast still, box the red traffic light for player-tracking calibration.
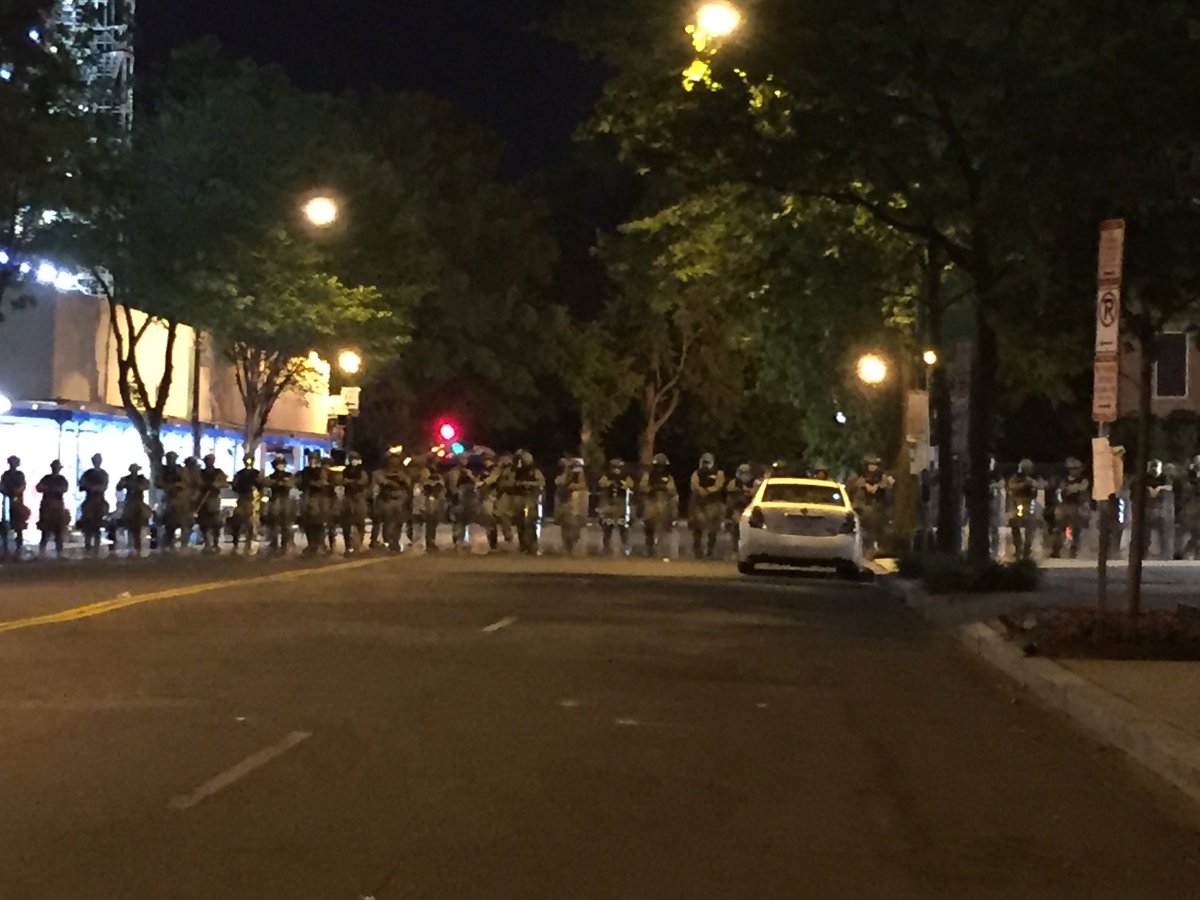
[436,420,459,443]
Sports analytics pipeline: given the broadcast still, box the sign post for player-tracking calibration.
[1094,218,1125,608]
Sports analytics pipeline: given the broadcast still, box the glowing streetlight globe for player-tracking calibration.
[856,353,889,386]
[923,349,939,367]
[303,195,340,228]
[337,349,362,376]
[696,2,742,37]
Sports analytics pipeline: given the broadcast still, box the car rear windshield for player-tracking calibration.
[761,483,846,506]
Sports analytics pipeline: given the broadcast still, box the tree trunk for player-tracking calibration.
[924,247,959,554]
[965,305,998,563]
[1127,332,1155,624]
[190,336,202,458]
[638,422,658,467]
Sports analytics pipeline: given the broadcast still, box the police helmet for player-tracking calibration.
[569,457,585,471]
[810,460,829,476]
[1066,457,1083,472]
[129,463,141,473]
[243,454,255,466]
[349,451,363,465]
[736,464,753,482]
[6,456,18,466]
[50,459,62,471]
[203,453,216,464]
[1148,458,1164,475]
[652,453,670,467]
[609,458,625,470]
[699,452,715,469]
[1018,458,1034,475]
[864,455,882,467]
[91,453,103,466]
[165,451,179,462]
[517,449,534,467]
[272,455,287,469]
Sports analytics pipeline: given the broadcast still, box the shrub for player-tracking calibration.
[897,553,1041,595]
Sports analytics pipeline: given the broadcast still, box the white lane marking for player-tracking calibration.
[558,699,581,708]
[481,615,518,633]
[168,730,312,810]
[615,717,639,727]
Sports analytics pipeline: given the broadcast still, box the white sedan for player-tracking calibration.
[737,477,864,576]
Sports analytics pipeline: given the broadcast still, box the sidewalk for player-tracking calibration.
[885,570,1200,806]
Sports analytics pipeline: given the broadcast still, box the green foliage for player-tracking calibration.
[0,0,101,315]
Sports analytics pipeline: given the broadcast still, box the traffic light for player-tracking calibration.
[435,419,460,444]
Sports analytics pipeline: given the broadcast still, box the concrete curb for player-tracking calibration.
[880,573,1200,807]
[958,621,1200,806]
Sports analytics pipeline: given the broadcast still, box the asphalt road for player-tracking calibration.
[0,555,1198,899]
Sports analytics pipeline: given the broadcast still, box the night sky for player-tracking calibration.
[138,0,607,177]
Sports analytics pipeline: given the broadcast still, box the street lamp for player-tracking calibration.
[337,349,362,376]
[302,195,340,229]
[696,2,742,37]
[923,349,939,367]
[856,353,889,386]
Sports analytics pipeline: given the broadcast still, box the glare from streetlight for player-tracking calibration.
[337,349,362,376]
[856,353,889,386]
[303,195,340,228]
[696,2,742,38]
[923,349,939,367]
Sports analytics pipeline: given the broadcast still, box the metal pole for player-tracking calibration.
[1097,422,1109,610]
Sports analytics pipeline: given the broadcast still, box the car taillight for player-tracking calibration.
[749,507,765,529]
[840,512,856,534]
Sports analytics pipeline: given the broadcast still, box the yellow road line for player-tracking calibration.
[0,557,389,635]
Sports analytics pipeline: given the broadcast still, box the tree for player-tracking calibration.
[591,183,768,463]
[562,0,1133,561]
[211,229,389,455]
[344,96,563,454]
[0,0,98,318]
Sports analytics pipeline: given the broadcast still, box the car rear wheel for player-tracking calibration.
[737,560,756,575]
[836,561,861,579]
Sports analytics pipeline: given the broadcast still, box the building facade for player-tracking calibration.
[0,284,332,517]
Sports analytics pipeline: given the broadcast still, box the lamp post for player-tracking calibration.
[856,353,889,387]
[695,2,742,38]
[336,349,363,453]
[302,195,340,229]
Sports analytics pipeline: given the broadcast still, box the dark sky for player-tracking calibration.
[138,0,607,177]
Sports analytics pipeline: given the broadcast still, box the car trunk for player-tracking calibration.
[759,504,848,537]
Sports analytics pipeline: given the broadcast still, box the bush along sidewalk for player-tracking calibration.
[897,552,1042,596]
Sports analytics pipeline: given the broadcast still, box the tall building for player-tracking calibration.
[53,0,135,132]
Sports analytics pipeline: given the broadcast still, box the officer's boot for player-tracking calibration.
[1011,525,1023,561]
[602,525,612,554]
[706,531,718,559]
[645,524,656,557]
[692,530,703,559]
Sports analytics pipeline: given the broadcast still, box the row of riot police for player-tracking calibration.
[994,455,1190,562]
[0,454,155,559]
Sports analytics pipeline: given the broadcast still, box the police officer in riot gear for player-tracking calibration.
[639,453,678,557]
[157,451,190,551]
[116,463,151,555]
[597,459,634,555]
[298,449,329,557]
[1179,456,1200,559]
[1051,457,1091,559]
[340,451,372,555]
[511,450,545,555]
[689,453,726,559]
[78,453,110,556]
[373,448,412,553]
[230,454,264,553]
[725,464,757,555]
[1145,458,1174,559]
[196,453,228,553]
[446,453,478,550]
[264,455,296,554]
[850,455,894,559]
[1006,458,1041,561]
[35,460,70,558]
[555,457,589,555]
[417,453,448,552]
[1,455,29,558]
